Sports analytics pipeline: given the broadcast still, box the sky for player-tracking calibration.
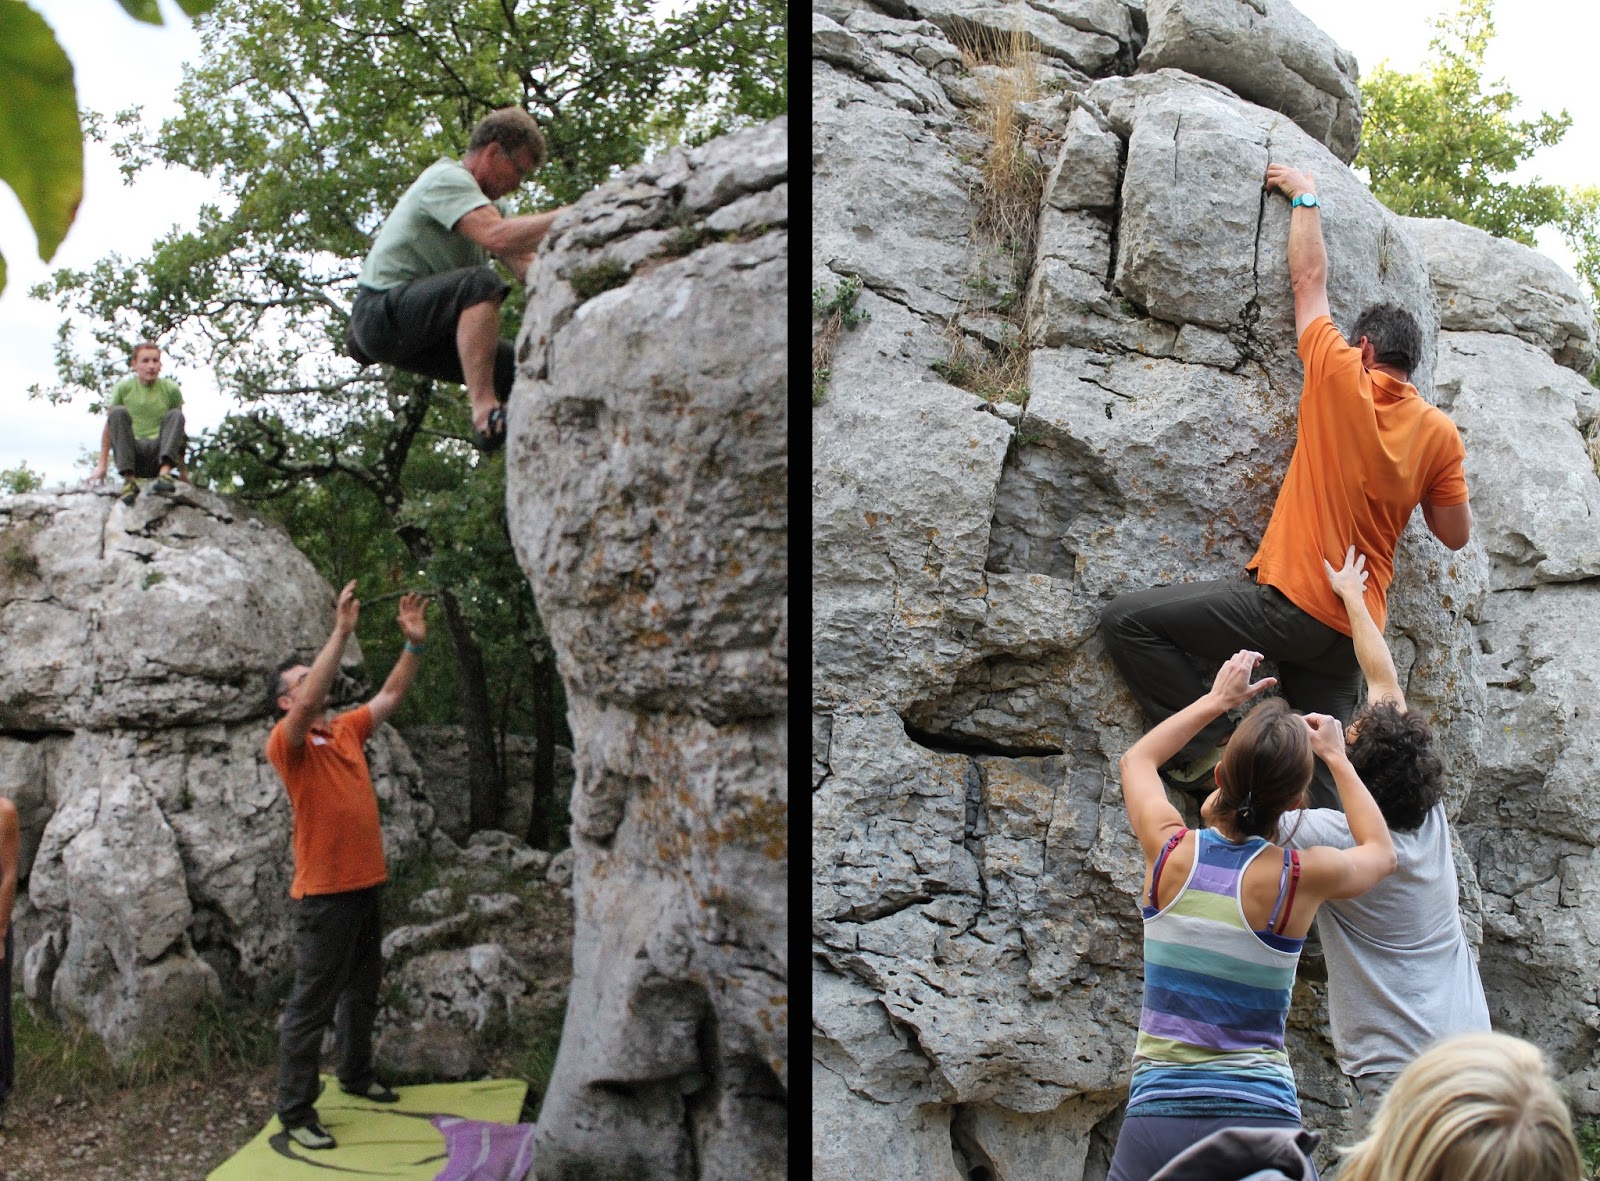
[3,1,1600,485]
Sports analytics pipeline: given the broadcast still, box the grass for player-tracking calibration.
[480,998,567,1121]
[1579,1118,1600,1180]
[568,258,631,302]
[14,993,278,1099]
[812,275,870,405]
[0,523,42,583]
[938,23,1050,409]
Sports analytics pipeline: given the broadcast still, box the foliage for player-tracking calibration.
[1358,0,1569,243]
[811,275,869,405]
[0,462,45,493]
[0,0,216,297]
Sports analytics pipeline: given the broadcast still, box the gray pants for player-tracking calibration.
[275,885,384,1128]
[108,406,185,478]
[1099,578,1360,809]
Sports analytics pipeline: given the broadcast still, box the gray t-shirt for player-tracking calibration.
[1279,801,1490,1081]
[357,158,507,290]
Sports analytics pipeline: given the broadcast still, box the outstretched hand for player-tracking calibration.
[1324,545,1369,602]
[333,580,360,636]
[1265,163,1316,201]
[1208,649,1277,711]
[397,592,428,645]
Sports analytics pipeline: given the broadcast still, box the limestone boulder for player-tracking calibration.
[376,944,532,1081]
[1409,216,1598,374]
[1138,0,1362,162]
[507,120,787,1179]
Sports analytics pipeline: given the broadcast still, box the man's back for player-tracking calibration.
[357,158,503,291]
[1248,316,1468,635]
[1283,801,1489,1082]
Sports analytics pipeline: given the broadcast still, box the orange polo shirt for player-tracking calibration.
[1247,316,1468,635]
[265,705,388,899]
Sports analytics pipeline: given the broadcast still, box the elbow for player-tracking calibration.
[1291,266,1327,294]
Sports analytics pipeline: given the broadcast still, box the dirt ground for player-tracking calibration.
[0,1064,276,1180]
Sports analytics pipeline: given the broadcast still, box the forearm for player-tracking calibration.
[379,649,420,702]
[1288,207,1328,293]
[490,209,563,255]
[1328,756,1391,854]
[1338,591,1401,699]
[299,626,352,715]
[99,421,111,465]
[0,870,14,937]
[1124,691,1226,771]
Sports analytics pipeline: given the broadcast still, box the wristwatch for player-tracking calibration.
[1291,193,1321,209]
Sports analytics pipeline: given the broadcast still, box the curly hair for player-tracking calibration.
[1345,700,1444,831]
[1213,697,1313,840]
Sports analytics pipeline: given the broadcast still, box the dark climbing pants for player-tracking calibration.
[1099,578,1360,809]
[275,885,385,1129]
[1108,1113,1317,1181]
[108,406,185,478]
[350,266,515,398]
[0,926,13,1108]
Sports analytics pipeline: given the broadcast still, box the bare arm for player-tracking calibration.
[0,798,18,942]
[367,592,428,727]
[1298,715,1396,898]
[454,205,566,275]
[1422,498,1472,550]
[1325,546,1406,710]
[281,581,360,749]
[1264,163,1330,340]
[1119,650,1277,862]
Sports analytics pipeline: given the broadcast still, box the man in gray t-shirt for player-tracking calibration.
[350,106,569,452]
[1278,546,1489,1111]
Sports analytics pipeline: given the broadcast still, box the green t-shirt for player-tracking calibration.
[357,157,508,290]
[110,376,183,439]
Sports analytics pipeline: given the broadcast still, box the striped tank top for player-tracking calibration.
[1128,827,1305,1120]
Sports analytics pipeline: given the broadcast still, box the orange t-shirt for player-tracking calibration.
[265,704,388,899]
[1247,316,1468,635]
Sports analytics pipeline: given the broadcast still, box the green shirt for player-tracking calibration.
[357,157,508,290]
[110,376,183,439]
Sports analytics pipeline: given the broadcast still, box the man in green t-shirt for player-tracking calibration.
[349,106,570,453]
[89,341,187,505]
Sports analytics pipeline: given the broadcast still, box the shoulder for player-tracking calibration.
[1280,807,1352,849]
[1297,316,1358,373]
[109,377,131,401]
[265,716,295,764]
[335,704,374,742]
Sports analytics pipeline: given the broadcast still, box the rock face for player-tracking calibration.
[815,3,1600,1179]
[506,120,788,1177]
[401,723,574,844]
[0,487,436,1052]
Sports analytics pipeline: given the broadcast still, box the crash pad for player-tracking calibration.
[207,1075,533,1180]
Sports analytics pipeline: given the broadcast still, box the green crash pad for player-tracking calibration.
[208,1075,529,1179]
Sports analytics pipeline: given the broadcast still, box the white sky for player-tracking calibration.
[2,1,1597,485]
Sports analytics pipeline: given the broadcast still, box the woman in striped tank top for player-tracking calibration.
[1108,649,1397,1181]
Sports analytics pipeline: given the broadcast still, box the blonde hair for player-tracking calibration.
[1340,1033,1582,1181]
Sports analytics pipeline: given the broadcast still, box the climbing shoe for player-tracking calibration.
[1161,744,1226,801]
[285,1121,337,1150]
[340,1078,399,1103]
[151,472,175,494]
[118,477,141,506]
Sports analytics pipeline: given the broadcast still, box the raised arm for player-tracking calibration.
[1264,163,1330,340]
[367,592,428,727]
[1119,650,1276,862]
[281,581,360,749]
[1296,714,1396,899]
[1324,546,1406,710]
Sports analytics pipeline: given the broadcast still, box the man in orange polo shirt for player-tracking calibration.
[265,580,428,1150]
[1100,162,1472,809]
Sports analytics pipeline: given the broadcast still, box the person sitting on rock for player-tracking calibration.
[1099,162,1473,809]
[265,581,429,1151]
[348,106,570,453]
[1274,545,1488,1119]
[88,341,187,505]
[1110,649,1395,1181]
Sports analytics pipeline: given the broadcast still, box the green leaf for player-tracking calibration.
[174,0,219,14]
[0,0,83,282]
[115,0,164,22]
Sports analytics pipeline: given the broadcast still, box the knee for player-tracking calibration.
[107,406,131,424]
[163,408,186,427]
[1099,594,1133,637]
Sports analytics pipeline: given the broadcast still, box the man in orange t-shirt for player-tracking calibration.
[1101,162,1472,808]
[265,580,428,1150]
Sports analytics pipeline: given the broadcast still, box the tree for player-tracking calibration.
[0,0,215,295]
[31,0,784,839]
[1358,0,1600,312]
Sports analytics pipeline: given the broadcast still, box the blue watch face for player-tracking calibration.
[1296,193,1319,207]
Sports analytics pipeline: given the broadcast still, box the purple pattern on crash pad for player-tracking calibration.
[430,1115,536,1181]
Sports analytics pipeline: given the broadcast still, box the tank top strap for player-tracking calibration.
[1148,828,1188,908]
